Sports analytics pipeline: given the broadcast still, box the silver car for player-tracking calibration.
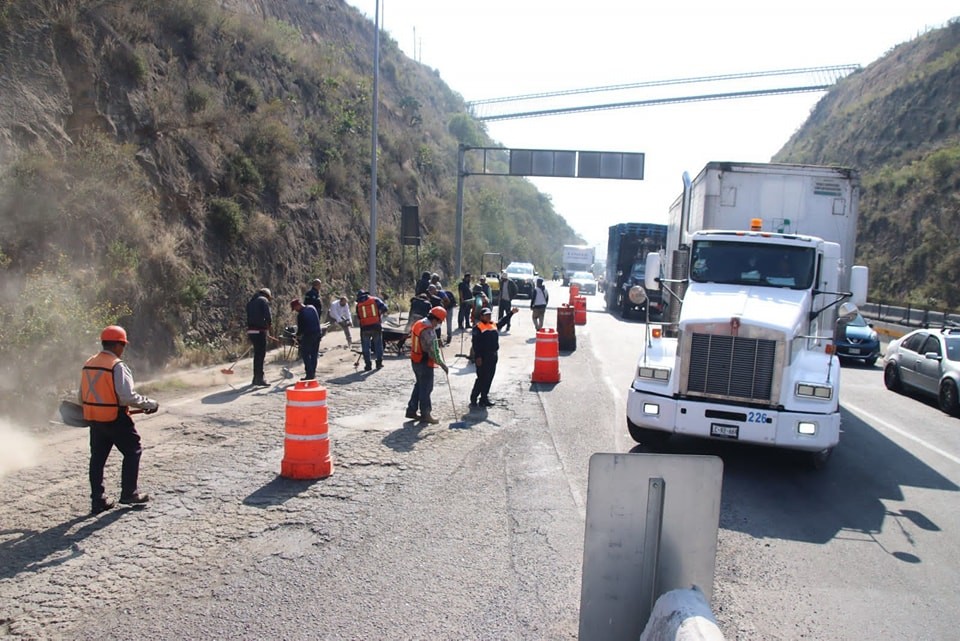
[883,327,960,416]
[569,271,597,295]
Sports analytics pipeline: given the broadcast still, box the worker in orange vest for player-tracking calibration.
[406,306,449,424]
[79,325,158,514]
[470,306,518,408]
[356,289,388,371]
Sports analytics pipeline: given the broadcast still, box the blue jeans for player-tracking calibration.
[407,360,435,416]
[361,328,384,366]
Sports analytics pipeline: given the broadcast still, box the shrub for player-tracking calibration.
[207,198,245,242]
[184,86,211,114]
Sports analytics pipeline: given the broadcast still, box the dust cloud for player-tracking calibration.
[0,418,42,477]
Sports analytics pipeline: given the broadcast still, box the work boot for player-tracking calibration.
[376,360,383,369]
[420,414,440,425]
[364,363,372,371]
[119,492,150,505]
[252,378,269,387]
[405,409,420,420]
[91,498,115,515]
[469,397,479,408]
[480,398,495,407]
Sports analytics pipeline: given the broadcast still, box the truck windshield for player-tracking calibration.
[689,240,815,289]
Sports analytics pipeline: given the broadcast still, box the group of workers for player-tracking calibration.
[78,270,547,514]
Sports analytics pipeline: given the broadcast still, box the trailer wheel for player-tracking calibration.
[627,418,670,447]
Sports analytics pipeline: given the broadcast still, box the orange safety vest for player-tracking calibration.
[409,318,435,367]
[356,298,381,327]
[80,352,124,422]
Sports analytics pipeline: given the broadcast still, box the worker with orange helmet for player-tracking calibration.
[79,325,158,514]
[406,306,449,424]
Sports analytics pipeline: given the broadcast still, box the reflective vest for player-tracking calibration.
[357,298,381,327]
[80,352,124,422]
[410,319,435,367]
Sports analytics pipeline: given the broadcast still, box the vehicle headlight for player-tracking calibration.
[796,382,833,400]
[638,366,670,381]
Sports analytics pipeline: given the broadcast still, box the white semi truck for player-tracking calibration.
[561,244,595,286]
[627,161,868,468]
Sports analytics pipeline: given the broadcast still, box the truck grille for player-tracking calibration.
[687,333,776,402]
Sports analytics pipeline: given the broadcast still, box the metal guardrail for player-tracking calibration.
[861,302,960,330]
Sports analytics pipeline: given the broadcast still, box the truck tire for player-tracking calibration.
[807,447,833,470]
[627,418,670,447]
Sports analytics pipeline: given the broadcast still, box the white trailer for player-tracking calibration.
[629,162,867,468]
[562,244,595,286]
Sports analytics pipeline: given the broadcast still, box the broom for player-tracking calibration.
[220,346,251,375]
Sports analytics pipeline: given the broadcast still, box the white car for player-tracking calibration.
[569,271,598,295]
[505,262,537,298]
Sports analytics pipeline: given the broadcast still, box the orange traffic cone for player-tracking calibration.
[574,295,587,325]
[281,380,333,479]
[531,328,561,383]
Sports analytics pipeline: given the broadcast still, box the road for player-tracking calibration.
[1,286,958,639]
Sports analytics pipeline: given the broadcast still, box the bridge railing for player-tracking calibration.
[860,301,960,329]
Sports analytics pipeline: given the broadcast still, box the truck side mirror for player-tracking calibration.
[644,252,661,291]
[850,265,868,306]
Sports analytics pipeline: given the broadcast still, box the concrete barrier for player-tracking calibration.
[639,586,725,641]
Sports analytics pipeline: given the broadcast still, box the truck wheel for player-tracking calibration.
[807,447,833,470]
[939,380,960,416]
[627,418,670,447]
[883,362,902,392]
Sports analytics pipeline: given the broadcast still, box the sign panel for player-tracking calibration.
[400,205,420,246]
[578,151,645,180]
[578,453,723,641]
[509,149,577,177]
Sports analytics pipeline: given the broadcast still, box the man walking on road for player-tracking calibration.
[498,270,518,332]
[246,287,273,386]
[530,278,549,331]
[80,325,158,514]
[406,306,449,424]
[470,306,518,408]
[291,298,322,380]
[356,289,388,371]
[457,273,473,330]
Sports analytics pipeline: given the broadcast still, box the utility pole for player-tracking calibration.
[367,0,381,294]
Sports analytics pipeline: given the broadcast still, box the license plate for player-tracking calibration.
[848,347,861,355]
[710,423,739,439]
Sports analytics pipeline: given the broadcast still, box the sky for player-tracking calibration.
[345,1,958,256]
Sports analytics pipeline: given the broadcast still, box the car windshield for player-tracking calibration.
[507,265,533,276]
[690,240,815,289]
[571,272,593,280]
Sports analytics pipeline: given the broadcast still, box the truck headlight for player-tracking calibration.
[796,383,832,400]
[638,366,670,381]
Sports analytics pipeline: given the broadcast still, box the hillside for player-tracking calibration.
[0,0,580,419]
[774,18,960,311]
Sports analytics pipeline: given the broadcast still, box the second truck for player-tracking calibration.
[626,161,868,468]
[605,222,668,319]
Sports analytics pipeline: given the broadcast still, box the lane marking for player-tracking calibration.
[844,402,960,466]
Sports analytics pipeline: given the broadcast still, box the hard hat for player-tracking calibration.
[290,298,301,309]
[312,278,322,285]
[101,325,128,344]
[480,307,492,316]
[356,289,367,299]
[429,306,447,322]
[258,287,272,299]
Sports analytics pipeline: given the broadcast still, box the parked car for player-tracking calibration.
[834,311,881,366]
[569,271,598,295]
[505,262,536,298]
[883,327,960,416]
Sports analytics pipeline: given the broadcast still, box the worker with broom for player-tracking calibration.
[405,306,448,424]
[246,287,273,386]
[469,306,518,408]
[80,325,158,514]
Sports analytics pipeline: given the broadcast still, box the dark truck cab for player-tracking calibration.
[605,222,668,319]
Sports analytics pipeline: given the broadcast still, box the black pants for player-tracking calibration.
[458,302,471,329]
[471,351,499,402]
[299,332,321,379]
[249,330,267,382]
[498,300,512,328]
[89,414,142,501]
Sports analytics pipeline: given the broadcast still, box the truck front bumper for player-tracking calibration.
[626,387,840,452]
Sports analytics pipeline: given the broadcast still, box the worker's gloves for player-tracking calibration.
[144,400,159,414]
